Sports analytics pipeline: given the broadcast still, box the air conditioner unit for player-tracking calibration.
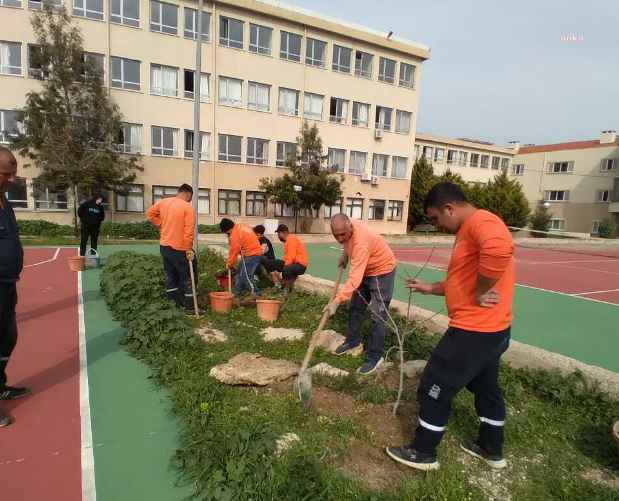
[361,172,372,181]
[374,129,383,139]
[371,176,379,185]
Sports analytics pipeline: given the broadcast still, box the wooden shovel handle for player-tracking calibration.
[228,268,232,293]
[299,266,345,373]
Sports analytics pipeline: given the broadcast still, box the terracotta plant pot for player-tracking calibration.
[613,421,619,458]
[209,292,234,313]
[68,256,85,272]
[256,299,282,323]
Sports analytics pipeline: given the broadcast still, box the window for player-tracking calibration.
[368,200,385,220]
[447,150,457,165]
[245,191,266,216]
[276,141,296,166]
[73,0,103,20]
[591,220,602,234]
[372,154,389,176]
[7,177,27,209]
[422,146,433,160]
[392,156,407,178]
[512,164,524,176]
[152,185,177,203]
[115,185,144,212]
[501,158,510,171]
[596,190,611,203]
[601,159,617,172]
[1,0,22,6]
[414,145,421,160]
[247,137,268,164]
[280,31,301,62]
[434,148,445,163]
[218,76,242,107]
[388,200,403,221]
[352,102,370,127]
[111,0,139,27]
[218,134,242,162]
[0,110,21,144]
[458,152,468,166]
[306,38,326,67]
[249,23,272,55]
[28,0,61,10]
[349,151,367,175]
[346,198,363,219]
[151,126,178,156]
[248,82,270,111]
[150,64,178,97]
[150,0,178,35]
[197,189,210,214]
[303,92,323,120]
[111,57,140,90]
[329,97,349,124]
[378,57,396,83]
[218,189,241,215]
[275,203,295,217]
[79,52,104,82]
[549,219,566,231]
[375,106,392,131]
[0,41,22,75]
[332,45,351,73]
[184,8,210,41]
[328,148,345,173]
[354,50,373,78]
[278,88,300,116]
[547,161,573,174]
[33,179,67,210]
[28,44,49,78]
[219,16,243,49]
[115,123,142,153]
[470,153,479,167]
[395,110,411,134]
[491,156,501,170]
[184,130,210,159]
[545,190,570,202]
[399,62,415,88]
[324,198,342,218]
[480,155,489,168]
[183,70,210,102]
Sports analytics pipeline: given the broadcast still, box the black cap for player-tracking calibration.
[219,218,234,232]
[276,224,289,233]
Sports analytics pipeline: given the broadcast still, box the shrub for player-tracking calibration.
[597,218,615,239]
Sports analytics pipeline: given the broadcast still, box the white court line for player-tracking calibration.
[527,259,616,265]
[542,261,619,276]
[78,271,97,501]
[24,247,60,268]
[573,288,619,296]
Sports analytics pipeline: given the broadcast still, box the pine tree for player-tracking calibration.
[11,3,142,234]
[529,203,552,237]
[408,156,435,229]
[483,171,530,228]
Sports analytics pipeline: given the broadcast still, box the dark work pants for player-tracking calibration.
[160,245,198,311]
[80,224,100,256]
[413,327,511,455]
[0,282,18,389]
[261,258,307,281]
[345,269,395,365]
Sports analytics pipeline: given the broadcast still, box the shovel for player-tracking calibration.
[294,265,345,409]
[228,268,232,293]
[187,254,200,317]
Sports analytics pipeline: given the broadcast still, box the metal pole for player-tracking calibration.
[192,0,204,251]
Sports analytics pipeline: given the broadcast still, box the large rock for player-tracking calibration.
[209,352,299,386]
[275,433,300,457]
[402,360,427,379]
[261,327,305,342]
[316,330,363,357]
[196,325,228,343]
[310,363,349,378]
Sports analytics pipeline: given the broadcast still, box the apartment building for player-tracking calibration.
[413,134,517,185]
[509,131,619,236]
[0,0,430,234]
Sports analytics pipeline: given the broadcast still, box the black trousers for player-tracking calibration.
[261,258,306,282]
[160,246,198,311]
[80,224,100,256]
[413,326,511,455]
[0,282,18,389]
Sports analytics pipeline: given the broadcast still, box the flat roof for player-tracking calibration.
[415,133,515,155]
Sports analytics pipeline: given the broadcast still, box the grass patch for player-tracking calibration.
[100,249,619,501]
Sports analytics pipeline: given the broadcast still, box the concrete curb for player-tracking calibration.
[207,245,619,397]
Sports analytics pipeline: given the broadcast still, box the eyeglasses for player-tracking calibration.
[427,205,447,225]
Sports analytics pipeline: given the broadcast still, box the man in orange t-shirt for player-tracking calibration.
[146,184,198,314]
[261,224,308,299]
[322,213,396,375]
[386,182,514,472]
[219,218,263,296]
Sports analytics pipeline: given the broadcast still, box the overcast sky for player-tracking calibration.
[279,0,619,147]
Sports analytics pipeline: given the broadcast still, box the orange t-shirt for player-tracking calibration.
[146,197,195,251]
[335,219,396,304]
[440,210,515,332]
[283,234,308,267]
[227,222,263,268]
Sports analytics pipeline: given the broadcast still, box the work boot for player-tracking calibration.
[386,445,439,471]
[0,411,11,427]
[460,439,507,469]
[0,386,31,400]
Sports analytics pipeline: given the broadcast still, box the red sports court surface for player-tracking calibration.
[392,245,619,305]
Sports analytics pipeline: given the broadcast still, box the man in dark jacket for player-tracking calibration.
[78,195,105,256]
[0,146,29,428]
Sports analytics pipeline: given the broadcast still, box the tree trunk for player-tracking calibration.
[294,206,299,234]
[72,184,79,238]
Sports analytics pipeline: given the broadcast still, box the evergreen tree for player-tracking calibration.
[529,203,552,237]
[408,156,435,229]
[483,171,530,228]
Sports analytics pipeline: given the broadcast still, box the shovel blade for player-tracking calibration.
[293,370,312,409]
